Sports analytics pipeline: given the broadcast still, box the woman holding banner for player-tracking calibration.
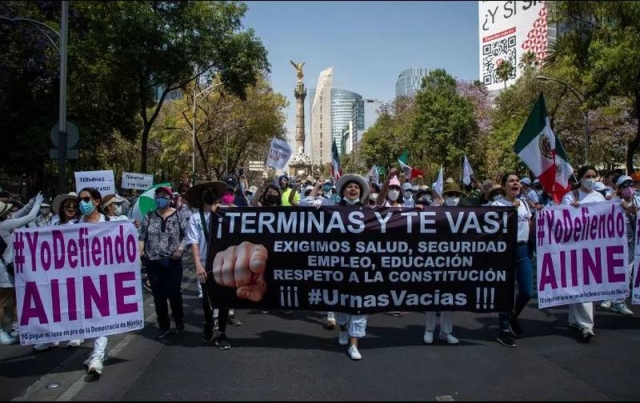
[78,187,129,376]
[33,192,86,352]
[561,166,606,343]
[491,173,533,348]
[334,173,370,360]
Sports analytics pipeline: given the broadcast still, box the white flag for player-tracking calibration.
[434,165,444,197]
[266,137,293,170]
[370,166,380,186]
[463,155,474,186]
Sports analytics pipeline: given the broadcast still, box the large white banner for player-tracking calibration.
[536,201,630,309]
[266,137,292,170]
[121,172,154,190]
[14,222,144,345]
[632,215,640,305]
[478,1,548,92]
[75,170,115,195]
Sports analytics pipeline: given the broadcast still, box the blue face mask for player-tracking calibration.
[79,200,95,216]
[323,185,331,193]
[156,197,170,209]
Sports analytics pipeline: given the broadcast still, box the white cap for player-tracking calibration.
[521,178,532,185]
[412,185,419,192]
[419,185,429,191]
[248,186,258,194]
[402,183,412,191]
[532,179,540,185]
[616,175,633,187]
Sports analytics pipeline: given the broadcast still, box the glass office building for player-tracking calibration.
[331,88,364,155]
[395,68,429,98]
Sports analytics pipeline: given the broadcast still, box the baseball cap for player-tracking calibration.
[616,175,633,187]
[154,186,173,196]
[402,182,412,191]
[520,178,532,186]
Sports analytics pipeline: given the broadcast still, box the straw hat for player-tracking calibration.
[484,184,505,201]
[0,201,13,218]
[52,192,78,215]
[335,174,369,202]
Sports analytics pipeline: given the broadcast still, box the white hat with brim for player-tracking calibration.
[0,201,13,217]
[185,181,227,209]
[101,194,130,210]
[52,192,78,215]
[336,174,369,203]
[616,175,634,188]
[521,178,532,186]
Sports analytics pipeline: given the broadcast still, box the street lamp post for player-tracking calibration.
[535,75,590,165]
[192,81,223,185]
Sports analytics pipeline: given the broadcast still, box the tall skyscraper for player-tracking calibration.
[395,68,430,98]
[478,1,551,92]
[332,88,364,156]
[309,68,333,166]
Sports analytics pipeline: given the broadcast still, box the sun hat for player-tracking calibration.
[52,192,78,215]
[484,184,505,201]
[185,181,227,209]
[336,174,369,202]
[0,201,13,217]
[443,182,461,195]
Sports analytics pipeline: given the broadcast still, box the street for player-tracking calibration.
[2,254,640,401]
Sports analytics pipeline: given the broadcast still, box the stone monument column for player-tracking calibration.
[288,60,312,177]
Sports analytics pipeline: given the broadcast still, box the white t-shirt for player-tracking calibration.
[561,189,606,205]
[80,213,129,223]
[186,210,210,265]
[491,198,531,243]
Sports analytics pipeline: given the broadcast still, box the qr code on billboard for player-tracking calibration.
[482,35,517,86]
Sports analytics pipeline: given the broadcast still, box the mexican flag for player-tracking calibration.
[514,93,573,203]
[331,140,342,180]
[398,150,424,180]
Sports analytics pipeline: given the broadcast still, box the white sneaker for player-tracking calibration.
[67,339,84,347]
[338,331,348,346]
[439,332,460,345]
[600,300,613,310]
[84,355,104,375]
[423,331,434,345]
[326,312,336,329]
[0,330,16,345]
[33,341,60,351]
[612,302,633,316]
[348,345,362,360]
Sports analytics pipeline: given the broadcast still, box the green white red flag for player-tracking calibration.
[514,93,573,203]
[398,150,424,180]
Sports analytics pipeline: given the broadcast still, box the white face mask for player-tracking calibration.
[387,190,400,202]
[113,204,123,215]
[369,193,379,201]
[343,196,358,205]
[582,178,596,190]
[492,194,504,202]
[403,191,412,200]
[444,196,460,206]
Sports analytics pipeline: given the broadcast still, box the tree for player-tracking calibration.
[412,69,478,180]
[495,59,515,90]
[519,50,539,72]
[549,1,640,171]
[72,1,270,173]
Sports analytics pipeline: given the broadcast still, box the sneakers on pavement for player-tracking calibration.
[326,315,336,330]
[338,330,349,346]
[423,331,434,345]
[85,356,104,375]
[202,324,214,343]
[439,332,460,345]
[600,300,613,310]
[612,302,633,316]
[581,327,595,343]
[215,333,231,350]
[508,314,523,338]
[348,345,362,360]
[227,315,242,326]
[33,341,60,351]
[0,330,16,345]
[154,328,171,340]
[67,339,84,347]
[496,331,517,348]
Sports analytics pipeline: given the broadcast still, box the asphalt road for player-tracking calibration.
[2,254,640,401]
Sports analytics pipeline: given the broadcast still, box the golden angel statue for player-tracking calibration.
[290,60,305,83]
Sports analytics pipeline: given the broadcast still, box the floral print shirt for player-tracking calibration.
[139,209,188,261]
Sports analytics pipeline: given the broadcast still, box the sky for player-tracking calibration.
[243,1,480,149]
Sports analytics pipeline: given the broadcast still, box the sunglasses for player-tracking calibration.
[63,203,77,209]
[79,197,93,203]
[619,182,634,188]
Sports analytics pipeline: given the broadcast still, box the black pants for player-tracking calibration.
[202,282,228,333]
[146,258,184,330]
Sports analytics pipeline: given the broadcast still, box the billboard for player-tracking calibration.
[478,1,548,92]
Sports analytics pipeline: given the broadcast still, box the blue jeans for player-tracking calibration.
[499,243,533,331]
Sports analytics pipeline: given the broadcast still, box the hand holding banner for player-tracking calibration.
[266,137,293,170]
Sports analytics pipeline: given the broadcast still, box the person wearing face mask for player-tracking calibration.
[402,182,415,208]
[490,174,533,348]
[561,166,606,343]
[376,169,403,207]
[331,173,369,360]
[278,175,300,207]
[32,202,53,227]
[368,182,381,206]
[0,192,43,345]
[483,184,506,206]
[598,176,635,316]
[101,194,130,220]
[422,182,460,345]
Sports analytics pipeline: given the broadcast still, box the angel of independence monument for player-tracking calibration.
[288,60,312,177]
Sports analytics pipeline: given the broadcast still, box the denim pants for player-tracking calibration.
[146,258,184,330]
[499,243,533,331]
